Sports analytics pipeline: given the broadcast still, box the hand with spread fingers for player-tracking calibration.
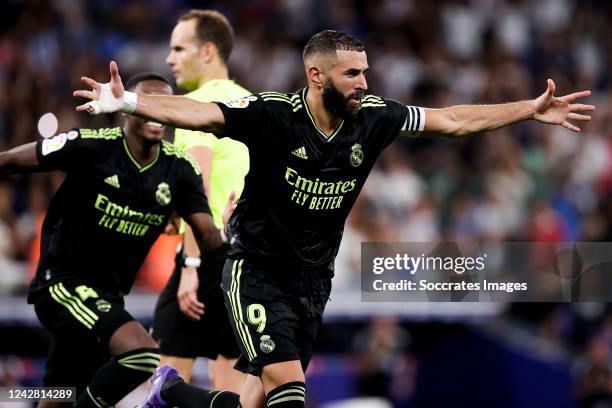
[73,61,129,114]
[533,79,596,132]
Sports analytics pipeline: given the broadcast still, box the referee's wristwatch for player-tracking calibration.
[181,254,201,269]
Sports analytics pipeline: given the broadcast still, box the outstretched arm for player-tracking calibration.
[423,79,595,137]
[0,142,40,176]
[74,61,226,133]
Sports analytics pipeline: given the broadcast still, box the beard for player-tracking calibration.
[322,79,364,120]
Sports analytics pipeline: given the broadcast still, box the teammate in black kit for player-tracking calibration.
[75,30,595,408]
[0,73,223,408]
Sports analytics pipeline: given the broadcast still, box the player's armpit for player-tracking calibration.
[0,142,40,175]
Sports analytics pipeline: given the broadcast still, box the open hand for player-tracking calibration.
[533,79,595,132]
[74,61,126,114]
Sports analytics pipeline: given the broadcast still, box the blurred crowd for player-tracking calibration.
[0,0,611,405]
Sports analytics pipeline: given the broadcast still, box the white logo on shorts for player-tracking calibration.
[260,335,275,353]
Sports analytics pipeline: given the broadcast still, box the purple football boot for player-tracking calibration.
[140,365,181,408]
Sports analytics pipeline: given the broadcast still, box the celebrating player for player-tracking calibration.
[74,30,595,408]
[0,73,224,408]
[150,9,250,394]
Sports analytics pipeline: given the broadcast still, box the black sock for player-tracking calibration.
[74,348,159,408]
[161,379,241,408]
[266,382,306,407]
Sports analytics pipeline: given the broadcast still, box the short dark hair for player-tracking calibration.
[125,72,173,92]
[179,9,234,64]
[303,30,365,61]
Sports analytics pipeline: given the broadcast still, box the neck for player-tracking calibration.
[123,129,159,166]
[305,86,342,137]
[197,63,229,88]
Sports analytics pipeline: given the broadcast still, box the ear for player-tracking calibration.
[307,66,325,90]
[199,42,215,64]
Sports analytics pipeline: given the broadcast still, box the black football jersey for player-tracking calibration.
[30,127,210,295]
[215,88,423,274]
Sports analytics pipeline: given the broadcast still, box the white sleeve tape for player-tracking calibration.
[121,91,138,114]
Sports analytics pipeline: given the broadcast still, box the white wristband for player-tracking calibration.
[121,91,138,113]
[183,256,201,268]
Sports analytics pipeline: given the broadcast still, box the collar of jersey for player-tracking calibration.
[301,87,344,143]
[198,78,234,93]
[122,138,160,173]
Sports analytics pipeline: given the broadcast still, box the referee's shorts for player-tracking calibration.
[151,247,240,360]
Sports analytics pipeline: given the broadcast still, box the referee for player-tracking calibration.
[75,30,595,408]
[151,9,250,394]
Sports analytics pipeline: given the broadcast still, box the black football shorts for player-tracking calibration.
[221,257,331,376]
[31,278,135,394]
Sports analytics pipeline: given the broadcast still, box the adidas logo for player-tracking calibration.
[291,146,308,160]
[104,174,120,188]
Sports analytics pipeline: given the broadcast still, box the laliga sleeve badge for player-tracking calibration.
[155,182,172,206]
[222,95,257,109]
[41,133,68,156]
[350,143,363,167]
[260,335,275,353]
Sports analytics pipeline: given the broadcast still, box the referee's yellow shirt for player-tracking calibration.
[174,79,250,230]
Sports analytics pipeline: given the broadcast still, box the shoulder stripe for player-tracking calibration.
[260,91,292,97]
[362,95,384,102]
[261,93,291,98]
[360,103,387,109]
[261,96,293,104]
[80,127,123,140]
[161,140,201,175]
[261,94,303,112]
[260,92,292,101]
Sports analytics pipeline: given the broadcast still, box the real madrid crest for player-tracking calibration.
[155,182,172,206]
[260,335,275,353]
[350,143,364,167]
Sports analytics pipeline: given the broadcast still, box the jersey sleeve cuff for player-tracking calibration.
[401,106,425,136]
